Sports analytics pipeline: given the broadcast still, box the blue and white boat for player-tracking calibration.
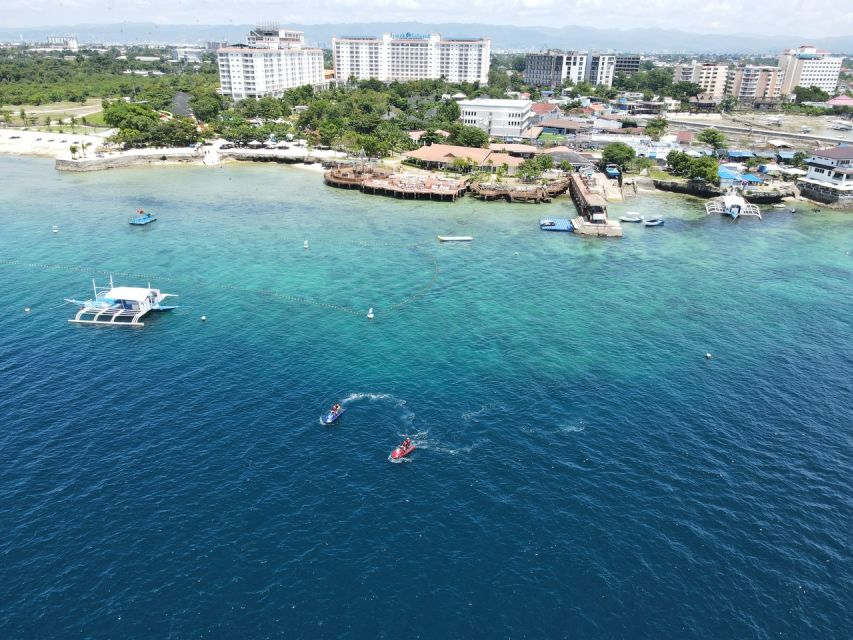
[619,212,643,223]
[322,405,344,425]
[644,218,665,227]
[129,209,157,225]
[704,193,761,220]
[66,275,177,327]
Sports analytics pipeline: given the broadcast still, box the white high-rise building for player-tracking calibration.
[332,33,490,84]
[778,45,843,95]
[217,26,325,100]
[586,54,616,87]
[673,61,730,97]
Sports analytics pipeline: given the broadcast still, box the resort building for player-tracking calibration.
[614,54,642,76]
[46,35,78,52]
[332,33,490,84]
[217,27,325,100]
[727,66,783,100]
[797,146,853,206]
[778,45,843,95]
[404,143,524,174]
[674,61,730,97]
[174,47,205,64]
[523,51,614,87]
[458,98,534,139]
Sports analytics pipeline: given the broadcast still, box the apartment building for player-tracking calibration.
[614,54,642,76]
[523,50,617,87]
[458,98,534,139]
[674,61,729,97]
[798,145,853,205]
[727,66,783,100]
[217,26,325,99]
[332,33,490,84]
[778,45,843,95]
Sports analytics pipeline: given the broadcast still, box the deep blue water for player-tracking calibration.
[1,157,851,638]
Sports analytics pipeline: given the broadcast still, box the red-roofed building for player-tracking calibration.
[530,102,562,124]
[827,95,853,107]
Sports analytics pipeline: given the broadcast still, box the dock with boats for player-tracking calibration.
[568,173,623,237]
[324,166,467,201]
[469,176,570,204]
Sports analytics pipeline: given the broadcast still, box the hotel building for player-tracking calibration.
[217,26,325,100]
[458,98,534,139]
[778,45,843,95]
[332,33,490,84]
[798,146,853,206]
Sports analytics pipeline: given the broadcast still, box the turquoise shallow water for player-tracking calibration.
[1,157,852,638]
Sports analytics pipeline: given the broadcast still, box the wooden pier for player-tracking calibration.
[469,176,571,204]
[324,166,468,201]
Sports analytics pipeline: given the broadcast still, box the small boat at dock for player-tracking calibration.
[644,218,665,227]
[129,209,157,225]
[437,235,473,242]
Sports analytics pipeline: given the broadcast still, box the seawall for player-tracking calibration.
[56,151,201,172]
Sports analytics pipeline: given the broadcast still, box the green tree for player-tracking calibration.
[189,91,224,122]
[667,150,692,176]
[687,155,719,184]
[793,85,830,104]
[437,99,461,123]
[697,128,727,153]
[644,117,668,141]
[719,96,737,113]
[448,124,488,148]
[601,142,636,170]
[792,151,808,168]
[69,144,78,159]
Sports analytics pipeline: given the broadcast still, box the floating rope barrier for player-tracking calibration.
[1,244,441,318]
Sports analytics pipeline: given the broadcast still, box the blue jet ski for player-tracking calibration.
[322,405,344,425]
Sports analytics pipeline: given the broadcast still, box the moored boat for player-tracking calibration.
[129,209,157,225]
[644,218,665,227]
[65,275,177,327]
[437,235,473,242]
[704,192,762,220]
[619,212,644,223]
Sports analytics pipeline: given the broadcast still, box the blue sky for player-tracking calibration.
[1,0,851,37]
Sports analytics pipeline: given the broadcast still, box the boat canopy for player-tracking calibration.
[104,286,156,302]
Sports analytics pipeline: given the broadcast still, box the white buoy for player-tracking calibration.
[200,315,207,322]
[24,307,31,313]
[367,307,374,320]
[52,225,59,233]
[705,353,712,360]
[303,240,309,249]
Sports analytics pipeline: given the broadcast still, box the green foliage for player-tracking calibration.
[719,96,738,113]
[793,85,830,104]
[666,150,719,185]
[601,142,636,170]
[792,151,808,168]
[436,99,461,124]
[188,91,224,122]
[697,128,727,151]
[103,99,199,147]
[631,157,656,172]
[447,123,489,148]
[644,117,667,141]
[517,153,555,180]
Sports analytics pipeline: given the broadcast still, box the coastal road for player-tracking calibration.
[667,117,852,146]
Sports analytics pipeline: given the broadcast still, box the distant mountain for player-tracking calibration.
[1,22,851,55]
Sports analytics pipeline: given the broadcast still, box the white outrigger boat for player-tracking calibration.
[66,275,178,327]
[437,235,473,242]
[705,191,762,220]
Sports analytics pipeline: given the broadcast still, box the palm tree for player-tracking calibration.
[69,116,77,133]
[43,116,52,129]
[69,144,79,159]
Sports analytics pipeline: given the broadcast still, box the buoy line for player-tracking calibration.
[1,245,441,318]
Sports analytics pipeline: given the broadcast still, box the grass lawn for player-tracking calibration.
[2,98,103,126]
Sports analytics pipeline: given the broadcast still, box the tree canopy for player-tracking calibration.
[601,142,636,170]
[697,128,728,152]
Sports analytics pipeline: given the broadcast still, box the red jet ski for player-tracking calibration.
[390,438,416,460]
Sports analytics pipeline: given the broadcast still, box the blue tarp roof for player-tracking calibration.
[777,151,797,159]
[718,166,764,183]
[726,150,755,158]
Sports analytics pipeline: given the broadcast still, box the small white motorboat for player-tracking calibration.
[437,235,473,242]
[644,218,665,227]
[619,212,644,223]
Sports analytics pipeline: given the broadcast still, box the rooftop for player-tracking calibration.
[812,146,853,160]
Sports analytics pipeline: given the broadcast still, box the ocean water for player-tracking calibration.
[0,156,851,639]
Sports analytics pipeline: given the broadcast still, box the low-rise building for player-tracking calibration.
[798,145,853,206]
[458,98,534,139]
[174,47,205,64]
[530,102,562,123]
